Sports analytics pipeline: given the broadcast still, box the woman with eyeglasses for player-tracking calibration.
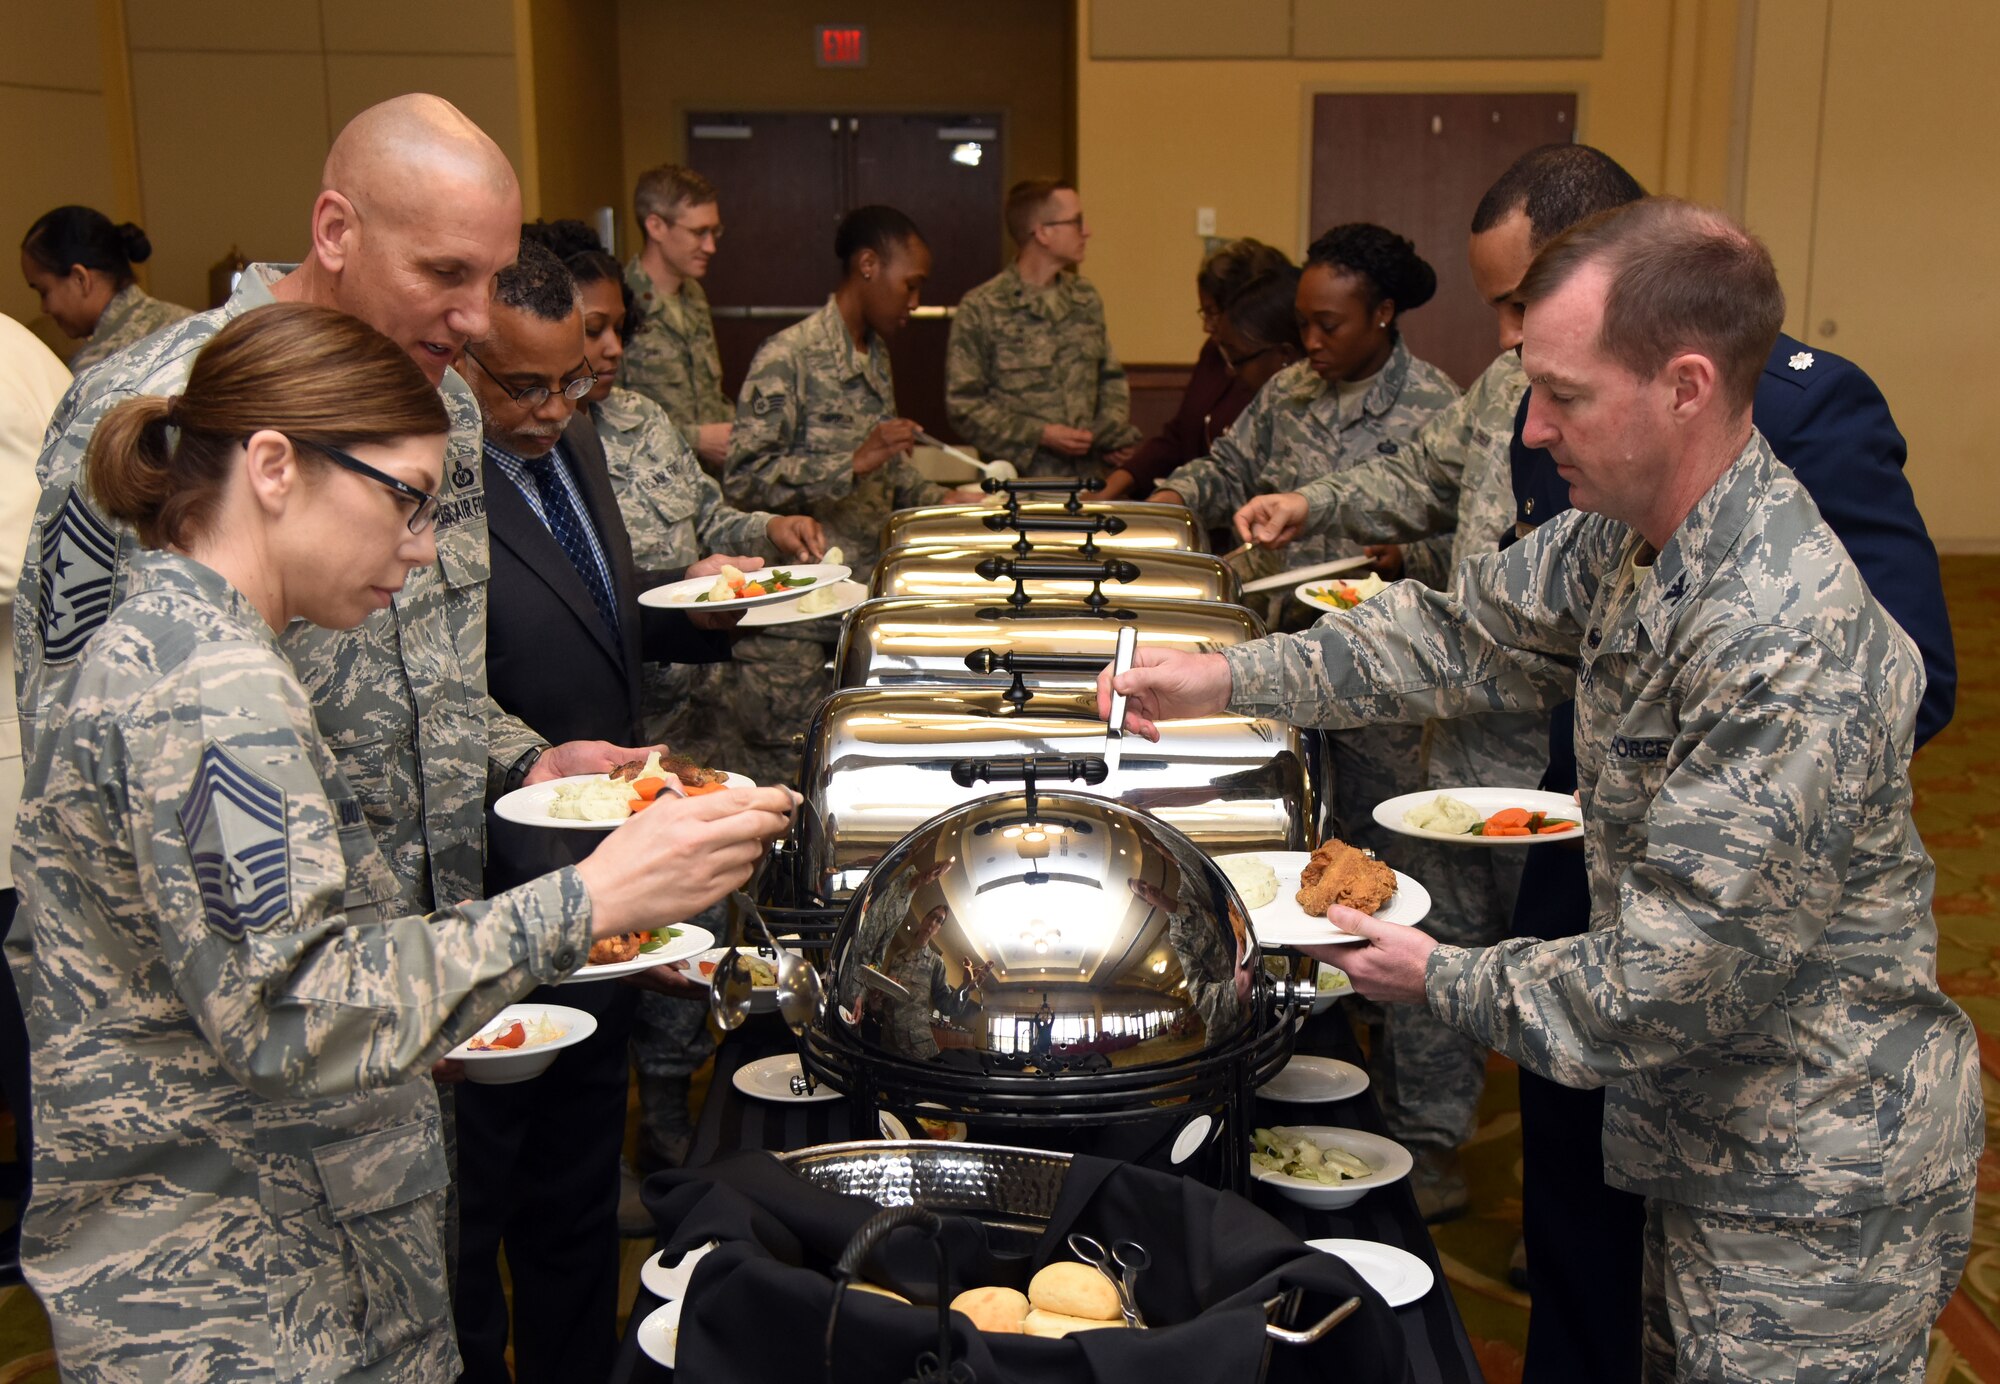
[9,302,794,1381]
[1097,237,1291,501]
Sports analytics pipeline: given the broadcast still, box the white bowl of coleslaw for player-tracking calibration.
[448,1004,598,1084]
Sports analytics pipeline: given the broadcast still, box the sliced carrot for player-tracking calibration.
[1537,820,1577,834]
[680,779,730,795]
[628,794,656,812]
[739,582,767,597]
[1486,807,1532,830]
[631,776,671,802]
[1486,825,1532,836]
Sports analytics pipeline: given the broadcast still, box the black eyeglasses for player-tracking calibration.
[1040,214,1086,231]
[309,441,440,534]
[462,348,598,408]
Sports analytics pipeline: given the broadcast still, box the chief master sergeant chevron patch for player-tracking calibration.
[177,744,291,939]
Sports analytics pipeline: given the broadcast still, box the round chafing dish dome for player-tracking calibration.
[826,791,1258,1073]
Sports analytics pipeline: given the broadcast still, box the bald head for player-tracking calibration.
[293,94,523,383]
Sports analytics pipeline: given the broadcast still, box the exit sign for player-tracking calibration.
[816,24,867,67]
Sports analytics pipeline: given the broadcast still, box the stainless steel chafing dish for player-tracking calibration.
[769,686,1311,905]
[869,546,1240,606]
[833,595,1265,691]
[881,500,1203,555]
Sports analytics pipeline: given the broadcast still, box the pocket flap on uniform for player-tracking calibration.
[312,1117,448,1222]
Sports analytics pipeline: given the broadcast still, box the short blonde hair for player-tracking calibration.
[633,164,717,236]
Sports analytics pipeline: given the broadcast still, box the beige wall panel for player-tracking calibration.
[127,50,328,308]
[528,0,623,224]
[324,54,524,175]
[1293,0,1605,60]
[124,0,322,53]
[321,0,515,55]
[1076,0,1686,362]
[1090,0,1289,59]
[1740,0,1827,341]
[0,5,102,90]
[0,87,119,331]
[1803,1,2000,549]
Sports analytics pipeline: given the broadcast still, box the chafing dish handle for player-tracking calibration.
[948,754,1110,788]
[964,646,1126,711]
[973,554,1142,610]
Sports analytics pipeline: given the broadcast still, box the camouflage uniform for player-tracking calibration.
[945,265,1142,479]
[8,550,591,1384]
[1224,432,1980,1370]
[621,259,730,460]
[66,282,192,374]
[719,297,948,788]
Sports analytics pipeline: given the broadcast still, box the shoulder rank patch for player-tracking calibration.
[1788,350,1815,371]
[178,744,291,940]
[40,492,120,663]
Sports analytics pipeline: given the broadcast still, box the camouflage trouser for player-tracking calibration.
[705,629,835,791]
[1021,450,1107,483]
[1376,712,1544,1148]
[1640,1179,1973,1383]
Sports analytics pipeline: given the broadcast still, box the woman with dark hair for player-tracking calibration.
[10,301,793,1379]
[20,206,193,371]
[1100,237,1291,500]
[1210,264,1305,398]
[711,206,981,788]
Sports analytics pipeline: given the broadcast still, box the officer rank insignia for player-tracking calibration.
[40,493,120,663]
[179,743,292,940]
[1788,350,1815,371]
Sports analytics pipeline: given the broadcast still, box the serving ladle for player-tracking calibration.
[734,890,827,1036]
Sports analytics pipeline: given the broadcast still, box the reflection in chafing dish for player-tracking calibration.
[787,686,1310,902]
[831,792,1254,1071]
[881,501,1202,555]
[869,546,1239,606]
[833,596,1264,691]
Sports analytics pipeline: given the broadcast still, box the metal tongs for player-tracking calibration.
[1068,1233,1150,1328]
[1102,624,1138,774]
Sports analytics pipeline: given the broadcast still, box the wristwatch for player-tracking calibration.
[504,745,547,794]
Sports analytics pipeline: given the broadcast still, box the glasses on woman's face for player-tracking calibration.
[312,441,440,534]
[462,348,598,408]
[1216,341,1279,372]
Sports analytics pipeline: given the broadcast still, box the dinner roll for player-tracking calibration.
[1024,1308,1128,1338]
[1026,1261,1121,1322]
[951,1285,1030,1333]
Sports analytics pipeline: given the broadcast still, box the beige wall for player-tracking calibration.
[523,0,626,226]
[1076,0,1739,366]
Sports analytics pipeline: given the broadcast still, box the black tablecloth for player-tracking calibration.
[611,1010,1483,1384]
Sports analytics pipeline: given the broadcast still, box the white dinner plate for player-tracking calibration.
[1372,787,1584,845]
[641,1241,718,1301]
[636,1298,683,1368]
[559,925,713,985]
[731,1053,841,1104]
[639,563,852,611]
[734,579,870,627]
[1217,852,1430,947]
[1239,554,1374,595]
[493,772,757,831]
[1304,1238,1435,1308]
[1293,578,1387,615]
[1259,1054,1369,1104]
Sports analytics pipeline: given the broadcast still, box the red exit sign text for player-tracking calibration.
[816,24,867,67]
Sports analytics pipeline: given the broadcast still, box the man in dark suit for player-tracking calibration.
[1502,206,1956,1382]
[452,238,769,1383]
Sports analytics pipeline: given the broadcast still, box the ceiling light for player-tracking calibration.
[950,141,983,167]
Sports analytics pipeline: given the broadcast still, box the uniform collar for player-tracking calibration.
[89,283,147,344]
[999,263,1077,322]
[1630,430,1775,651]
[127,549,280,646]
[227,263,294,314]
[1299,336,1414,421]
[591,385,648,435]
[804,296,891,394]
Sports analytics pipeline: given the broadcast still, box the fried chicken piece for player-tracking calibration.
[1296,839,1397,917]
[609,746,725,789]
[588,931,647,965]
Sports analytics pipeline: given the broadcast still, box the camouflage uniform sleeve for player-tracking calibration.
[483,693,547,799]
[723,342,854,511]
[1158,392,1270,529]
[1425,625,1881,1089]
[1088,295,1142,451]
[693,469,775,558]
[888,456,950,511]
[125,644,592,1102]
[1296,385,1474,543]
[1397,533,1456,591]
[945,295,1043,458]
[1221,511,1607,728]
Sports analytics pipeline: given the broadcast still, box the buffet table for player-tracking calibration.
[611,1007,1484,1383]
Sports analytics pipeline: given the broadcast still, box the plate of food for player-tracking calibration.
[639,561,851,612]
[1249,1126,1412,1209]
[878,1106,971,1142]
[1373,787,1583,844]
[1304,1238,1434,1308]
[1216,845,1431,948]
[636,1298,683,1368]
[732,1053,841,1104]
[737,578,868,626]
[560,924,713,984]
[640,1240,718,1301]
[448,1004,598,1083]
[1311,963,1352,1013]
[1294,571,1389,615]
[1259,1054,1369,1104]
[493,749,753,830]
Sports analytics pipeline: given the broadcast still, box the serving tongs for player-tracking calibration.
[708,891,828,1040]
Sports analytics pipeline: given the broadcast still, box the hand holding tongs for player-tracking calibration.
[1067,1233,1150,1328]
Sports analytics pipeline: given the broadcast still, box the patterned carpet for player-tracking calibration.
[0,554,1993,1383]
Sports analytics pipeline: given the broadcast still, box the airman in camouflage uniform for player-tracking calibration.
[10,549,592,1384]
[1222,432,1980,1376]
[66,281,192,374]
[621,260,730,459]
[719,296,949,787]
[945,265,1142,479]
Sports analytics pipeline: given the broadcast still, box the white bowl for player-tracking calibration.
[1309,963,1352,1014]
[448,1004,597,1084]
[1250,1126,1412,1209]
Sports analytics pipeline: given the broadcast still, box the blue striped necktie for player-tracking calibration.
[521,451,620,638]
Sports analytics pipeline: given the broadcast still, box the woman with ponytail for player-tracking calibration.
[11,301,795,1380]
[20,205,194,371]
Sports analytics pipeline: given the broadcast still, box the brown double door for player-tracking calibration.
[1310,92,1577,388]
[686,111,1005,442]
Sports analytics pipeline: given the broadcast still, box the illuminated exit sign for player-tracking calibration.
[816,24,867,67]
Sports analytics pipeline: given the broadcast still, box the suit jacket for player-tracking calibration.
[485,410,729,895]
